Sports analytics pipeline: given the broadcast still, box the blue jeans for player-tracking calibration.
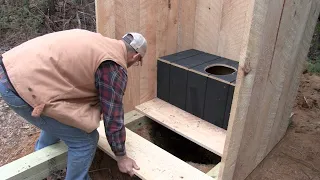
[0,82,99,180]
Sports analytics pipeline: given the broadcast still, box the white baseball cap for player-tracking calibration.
[122,32,147,57]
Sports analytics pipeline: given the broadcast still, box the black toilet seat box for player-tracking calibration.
[157,49,239,130]
[157,49,203,104]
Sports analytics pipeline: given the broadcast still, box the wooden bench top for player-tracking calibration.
[135,98,227,156]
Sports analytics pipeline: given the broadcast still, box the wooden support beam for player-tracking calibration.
[0,142,68,180]
[135,98,227,156]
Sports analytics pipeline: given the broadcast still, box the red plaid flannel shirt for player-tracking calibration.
[95,61,127,156]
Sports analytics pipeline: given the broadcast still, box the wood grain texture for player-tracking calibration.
[255,0,313,163]
[266,0,320,153]
[276,0,320,144]
[156,0,168,57]
[96,0,181,112]
[95,0,115,37]
[139,0,180,105]
[135,98,227,156]
[217,0,260,177]
[232,1,286,178]
[96,2,318,179]
[218,0,286,179]
[193,0,222,54]
[97,122,214,180]
[219,0,320,180]
[95,0,140,113]
[177,0,197,51]
[123,110,147,125]
[123,0,141,113]
[114,0,125,38]
[139,0,157,105]
[0,142,67,180]
[217,0,251,61]
[157,0,179,57]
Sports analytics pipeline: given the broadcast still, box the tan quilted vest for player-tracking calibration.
[2,29,128,133]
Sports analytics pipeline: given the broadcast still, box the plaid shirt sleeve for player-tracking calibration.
[95,60,127,156]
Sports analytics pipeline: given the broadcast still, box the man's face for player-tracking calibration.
[127,52,142,67]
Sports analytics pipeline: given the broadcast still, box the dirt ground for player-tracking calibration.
[246,73,320,180]
[0,99,40,166]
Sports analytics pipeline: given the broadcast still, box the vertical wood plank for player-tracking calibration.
[96,0,180,111]
[220,0,320,180]
[219,0,286,179]
[95,0,115,37]
[276,0,320,144]
[218,1,256,179]
[165,0,179,55]
[139,0,157,104]
[156,0,179,57]
[255,0,313,163]
[266,0,320,153]
[177,0,197,51]
[122,0,141,113]
[232,0,285,178]
[193,0,223,54]
[217,0,251,61]
[156,0,170,58]
[114,0,125,38]
[95,0,140,113]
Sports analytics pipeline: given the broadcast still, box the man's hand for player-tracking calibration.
[116,155,140,177]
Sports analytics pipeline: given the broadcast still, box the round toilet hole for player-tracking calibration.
[205,65,236,75]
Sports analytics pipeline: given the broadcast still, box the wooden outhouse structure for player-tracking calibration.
[95,0,320,179]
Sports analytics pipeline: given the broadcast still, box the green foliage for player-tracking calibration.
[307,60,320,74]
[307,19,320,74]
[308,20,320,59]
